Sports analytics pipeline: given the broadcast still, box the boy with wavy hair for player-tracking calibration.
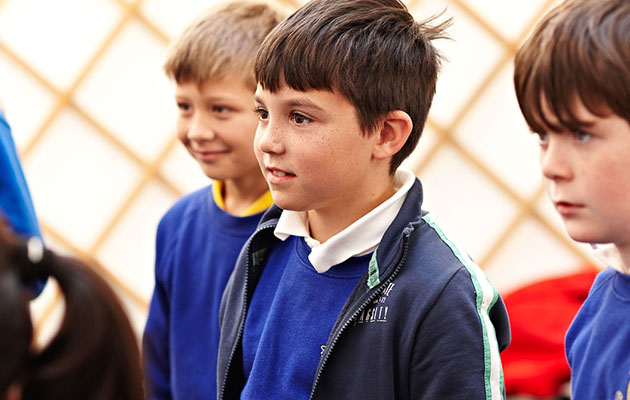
[218,0,510,398]
[514,0,630,398]
[142,2,286,399]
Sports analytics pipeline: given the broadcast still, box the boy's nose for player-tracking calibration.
[540,139,573,181]
[256,122,285,155]
[187,115,216,142]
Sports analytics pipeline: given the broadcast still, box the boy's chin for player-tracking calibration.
[271,197,308,213]
[564,226,608,245]
[275,203,307,212]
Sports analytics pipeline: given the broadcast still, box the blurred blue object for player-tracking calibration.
[1,110,46,294]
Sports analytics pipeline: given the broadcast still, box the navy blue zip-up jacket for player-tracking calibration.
[218,178,511,399]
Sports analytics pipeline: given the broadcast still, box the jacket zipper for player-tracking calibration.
[308,232,410,400]
[218,223,275,400]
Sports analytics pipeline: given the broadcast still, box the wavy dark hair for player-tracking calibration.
[514,0,630,133]
[0,222,143,400]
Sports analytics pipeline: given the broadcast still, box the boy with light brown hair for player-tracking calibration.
[217,0,510,398]
[514,0,630,398]
[142,2,286,399]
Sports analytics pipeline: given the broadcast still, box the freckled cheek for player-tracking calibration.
[297,140,334,167]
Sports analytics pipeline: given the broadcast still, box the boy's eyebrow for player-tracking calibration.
[285,98,325,112]
[253,94,325,112]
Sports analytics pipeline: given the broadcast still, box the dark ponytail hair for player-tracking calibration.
[0,223,143,400]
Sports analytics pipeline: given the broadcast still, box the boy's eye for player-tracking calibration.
[290,112,312,125]
[254,108,269,121]
[177,102,191,112]
[534,131,548,144]
[212,105,230,114]
[573,129,591,143]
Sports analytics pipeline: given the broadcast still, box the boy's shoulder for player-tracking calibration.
[160,184,214,228]
[164,184,213,218]
[585,267,618,299]
[391,209,508,350]
[402,211,481,284]
[374,179,490,304]
[155,185,214,259]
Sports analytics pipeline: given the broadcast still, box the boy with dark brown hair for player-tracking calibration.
[217,0,510,398]
[514,1,630,398]
[142,2,286,399]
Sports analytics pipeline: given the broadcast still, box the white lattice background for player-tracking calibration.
[0,0,599,344]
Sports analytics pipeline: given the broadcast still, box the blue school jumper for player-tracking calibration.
[566,267,630,399]
[218,178,511,400]
[241,236,368,399]
[143,185,268,400]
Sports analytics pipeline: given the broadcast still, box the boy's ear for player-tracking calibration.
[372,110,413,160]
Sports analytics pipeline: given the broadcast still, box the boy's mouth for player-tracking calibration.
[191,147,229,162]
[267,167,295,179]
[554,200,582,207]
[271,170,289,177]
[554,201,584,216]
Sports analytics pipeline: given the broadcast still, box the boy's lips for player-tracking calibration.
[265,166,295,183]
[194,149,229,162]
[554,200,584,216]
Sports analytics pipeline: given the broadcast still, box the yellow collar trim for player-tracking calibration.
[212,181,272,217]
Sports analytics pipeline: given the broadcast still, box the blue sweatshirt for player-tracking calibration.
[143,185,268,400]
[566,267,630,399]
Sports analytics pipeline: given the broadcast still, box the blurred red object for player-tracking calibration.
[501,269,598,397]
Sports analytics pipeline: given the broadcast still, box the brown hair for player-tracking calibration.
[255,0,449,174]
[164,0,288,90]
[0,224,143,400]
[514,0,630,133]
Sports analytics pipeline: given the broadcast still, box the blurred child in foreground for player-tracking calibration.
[0,220,143,400]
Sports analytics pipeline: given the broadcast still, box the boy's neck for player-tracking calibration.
[306,175,397,244]
[222,174,269,216]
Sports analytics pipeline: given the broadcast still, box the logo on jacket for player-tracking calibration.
[355,282,395,325]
